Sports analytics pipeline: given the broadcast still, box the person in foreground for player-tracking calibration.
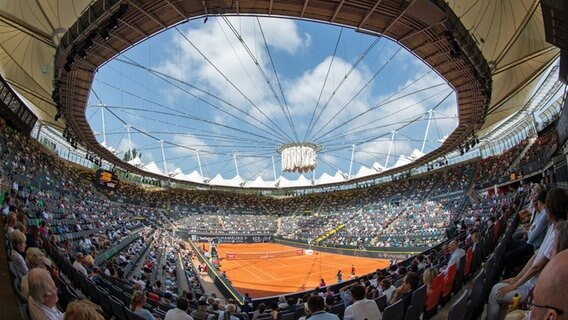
[527,249,568,320]
[64,300,104,320]
[343,284,382,320]
[487,188,568,320]
[165,297,194,320]
[28,268,64,320]
[131,290,156,320]
[306,295,340,320]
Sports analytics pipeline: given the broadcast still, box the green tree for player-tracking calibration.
[123,148,142,162]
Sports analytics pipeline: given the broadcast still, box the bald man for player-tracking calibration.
[444,240,465,274]
[529,249,568,320]
[27,268,64,320]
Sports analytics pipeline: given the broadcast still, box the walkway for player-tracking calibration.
[0,220,24,319]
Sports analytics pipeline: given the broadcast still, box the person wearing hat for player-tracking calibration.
[191,300,209,320]
[21,247,52,298]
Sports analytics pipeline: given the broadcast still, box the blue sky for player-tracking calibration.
[87,16,458,182]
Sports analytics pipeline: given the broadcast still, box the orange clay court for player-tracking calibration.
[207,242,390,298]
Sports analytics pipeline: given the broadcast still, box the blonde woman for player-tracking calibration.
[131,290,155,320]
[21,247,50,298]
[65,300,104,320]
[422,267,438,292]
[11,229,28,278]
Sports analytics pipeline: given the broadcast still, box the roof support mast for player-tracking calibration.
[348,144,355,179]
[196,150,204,178]
[421,109,433,153]
[385,131,396,168]
[159,139,168,175]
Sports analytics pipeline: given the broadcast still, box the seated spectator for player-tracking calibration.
[554,221,568,255]
[11,229,28,278]
[191,300,209,320]
[487,188,568,320]
[423,267,438,292]
[277,296,289,310]
[528,249,568,320]
[131,290,156,320]
[379,279,396,301]
[28,268,64,320]
[444,240,465,273]
[390,272,420,312]
[503,191,549,278]
[72,253,88,276]
[251,303,266,320]
[305,295,340,320]
[343,284,382,320]
[217,304,239,320]
[269,302,279,320]
[21,247,51,298]
[64,300,104,320]
[165,297,194,320]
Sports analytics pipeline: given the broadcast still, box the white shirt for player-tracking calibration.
[73,260,88,276]
[343,299,382,320]
[164,308,194,320]
[526,224,556,289]
[381,286,396,302]
[28,296,64,320]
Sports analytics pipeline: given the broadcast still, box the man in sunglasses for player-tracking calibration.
[528,249,568,320]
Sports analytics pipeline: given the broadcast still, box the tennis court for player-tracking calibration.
[206,242,390,298]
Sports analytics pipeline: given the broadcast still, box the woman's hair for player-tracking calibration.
[404,272,420,291]
[25,247,47,269]
[11,229,26,245]
[278,295,286,303]
[65,300,104,320]
[422,267,438,290]
[555,220,568,255]
[130,290,146,310]
[380,278,392,289]
[545,188,568,223]
[257,303,266,313]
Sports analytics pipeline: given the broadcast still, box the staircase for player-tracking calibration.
[508,137,536,170]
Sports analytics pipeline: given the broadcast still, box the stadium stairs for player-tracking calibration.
[508,137,536,171]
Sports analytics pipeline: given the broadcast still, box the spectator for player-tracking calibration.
[72,252,88,276]
[277,296,289,310]
[269,302,279,320]
[487,188,568,320]
[217,304,239,320]
[191,300,209,320]
[131,290,156,320]
[165,297,194,320]
[28,268,64,320]
[251,303,266,320]
[305,295,339,320]
[444,240,465,273]
[379,279,396,301]
[423,267,438,292]
[343,284,382,320]
[529,249,568,320]
[64,300,104,320]
[390,272,420,312]
[21,247,51,298]
[11,229,28,278]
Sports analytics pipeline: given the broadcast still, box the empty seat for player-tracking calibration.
[404,284,427,320]
[448,289,469,320]
[110,295,129,320]
[383,299,405,320]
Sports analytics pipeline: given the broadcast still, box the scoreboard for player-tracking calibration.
[95,169,118,189]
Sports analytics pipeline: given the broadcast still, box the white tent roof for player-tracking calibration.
[0,0,559,188]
